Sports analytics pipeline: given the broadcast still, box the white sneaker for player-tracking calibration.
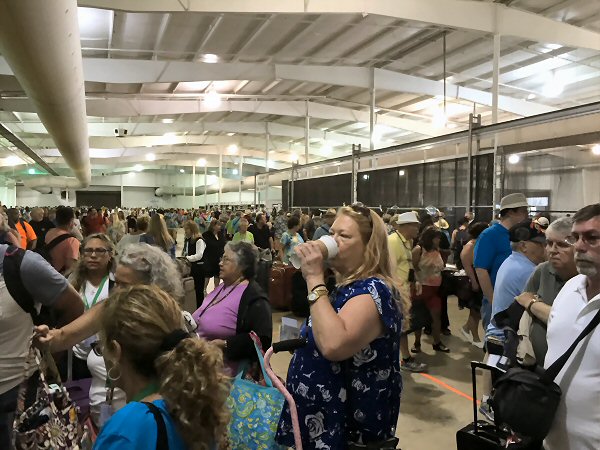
[460,327,472,343]
[472,340,484,349]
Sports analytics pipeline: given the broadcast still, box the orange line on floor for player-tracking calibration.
[418,373,480,404]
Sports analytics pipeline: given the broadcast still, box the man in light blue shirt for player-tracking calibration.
[486,219,547,345]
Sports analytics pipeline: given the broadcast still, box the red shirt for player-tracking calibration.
[84,215,106,235]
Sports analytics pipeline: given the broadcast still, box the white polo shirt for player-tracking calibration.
[544,274,600,450]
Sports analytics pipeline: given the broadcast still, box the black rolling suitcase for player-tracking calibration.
[456,361,542,450]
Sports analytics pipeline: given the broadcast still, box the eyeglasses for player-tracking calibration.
[83,248,110,256]
[90,341,103,357]
[566,232,600,248]
[219,256,234,264]
[545,238,573,250]
[350,203,373,227]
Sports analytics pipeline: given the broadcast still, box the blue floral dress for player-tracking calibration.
[276,277,403,449]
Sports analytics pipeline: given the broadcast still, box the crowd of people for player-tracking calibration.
[0,196,598,450]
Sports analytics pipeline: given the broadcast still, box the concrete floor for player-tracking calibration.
[179,231,485,449]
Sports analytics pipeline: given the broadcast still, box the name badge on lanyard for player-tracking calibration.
[83,276,108,310]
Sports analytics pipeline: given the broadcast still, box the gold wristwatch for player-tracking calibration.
[307,287,329,306]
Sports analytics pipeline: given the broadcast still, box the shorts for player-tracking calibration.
[481,297,492,330]
[417,285,442,313]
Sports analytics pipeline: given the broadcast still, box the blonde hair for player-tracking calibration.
[148,214,175,253]
[337,206,411,329]
[70,233,115,292]
[101,286,230,450]
[137,215,150,232]
[183,220,201,239]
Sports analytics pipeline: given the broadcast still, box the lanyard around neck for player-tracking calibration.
[83,275,108,309]
[131,381,160,403]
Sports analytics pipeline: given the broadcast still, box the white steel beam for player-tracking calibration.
[0,58,557,115]
[1,98,438,136]
[10,120,371,146]
[78,0,600,51]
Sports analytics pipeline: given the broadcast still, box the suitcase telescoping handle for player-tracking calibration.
[470,361,501,434]
[272,338,308,353]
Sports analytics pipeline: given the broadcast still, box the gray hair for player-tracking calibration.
[546,217,573,237]
[511,241,524,252]
[225,241,259,280]
[118,243,184,302]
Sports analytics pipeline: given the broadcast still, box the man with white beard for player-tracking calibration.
[543,204,600,450]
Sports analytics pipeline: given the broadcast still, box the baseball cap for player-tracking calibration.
[324,208,337,218]
[509,219,546,244]
[396,211,420,225]
[534,217,550,228]
[500,193,529,211]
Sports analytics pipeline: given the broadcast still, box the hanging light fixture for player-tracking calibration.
[203,88,221,109]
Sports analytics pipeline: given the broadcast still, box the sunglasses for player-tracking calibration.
[351,202,373,229]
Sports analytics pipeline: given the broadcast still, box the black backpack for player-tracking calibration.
[3,245,43,325]
[33,233,74,273]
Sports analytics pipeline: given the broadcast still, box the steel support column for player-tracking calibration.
[304,100,310,164]
[467,114,481,213]
[265,124,270,208]
[370,69,376,151]
[492,33,501,213]
[351,144,361,203]
[204,165,207,207]
[218,152,222,209]
[238,156,243,204]
[192,163,196,207]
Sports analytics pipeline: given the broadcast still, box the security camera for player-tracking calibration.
[114,127,128,137]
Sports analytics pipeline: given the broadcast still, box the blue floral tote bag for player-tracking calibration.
[226,333,286,450]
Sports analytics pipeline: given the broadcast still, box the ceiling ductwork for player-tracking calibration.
[0,0,91,188]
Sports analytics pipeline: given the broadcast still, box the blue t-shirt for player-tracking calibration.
[473,223,511,287]
[485,251,536,342]
[93,399,186,450]
[276,277,402,449]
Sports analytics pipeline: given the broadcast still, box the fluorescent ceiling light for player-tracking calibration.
[5,155,23,166]
[203,90,221,109]
[508,154,520,164]
[161,132,178,145]
[527,93,536,100]
[592,144,600,156]
[133,164,143,172]
[372,125,384,144]
[179,169,185,173]
[227,144,238,154]
[201,53,218,64]
[232,169,239,175]
[399,170,405,176]
[290,152,299,162]
[146,153,156,161]
[542,72,565,98]
[431,109,447,129]
[321,142,333,156]
[226,132,235,137]
[362,174,369,180]
[28,168,36,175]
[161,118,174,124]
[197,158,207,167]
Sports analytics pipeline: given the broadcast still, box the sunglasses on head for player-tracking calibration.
[350,203,373,228]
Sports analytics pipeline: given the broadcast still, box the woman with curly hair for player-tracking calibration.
[93,285,230,449]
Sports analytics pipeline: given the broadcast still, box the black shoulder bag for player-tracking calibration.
[490,307,600,440]
[143,402,170,450]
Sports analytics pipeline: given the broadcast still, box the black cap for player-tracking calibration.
[509,219,546,244]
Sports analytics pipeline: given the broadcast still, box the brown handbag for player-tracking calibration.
[12,338,90,450]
